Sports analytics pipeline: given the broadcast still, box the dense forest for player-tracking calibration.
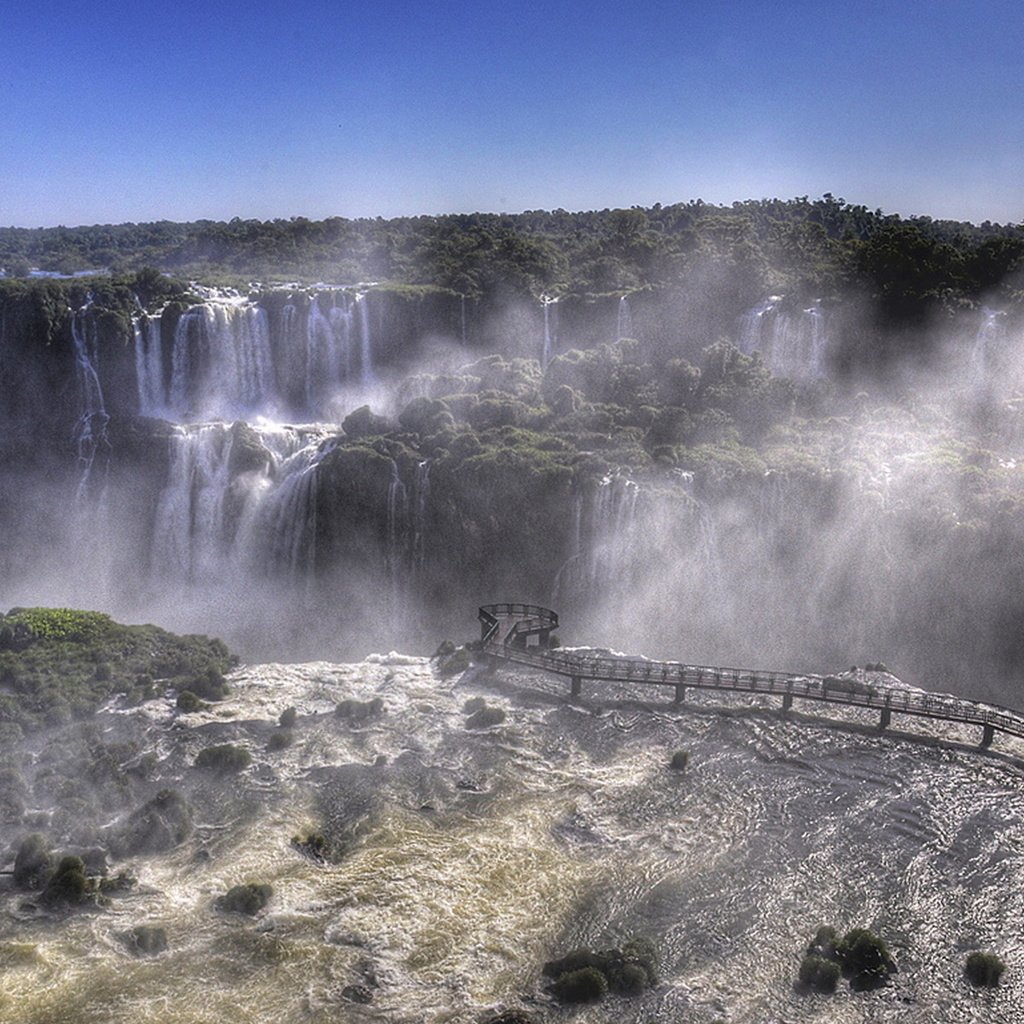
[3,196,1024,318]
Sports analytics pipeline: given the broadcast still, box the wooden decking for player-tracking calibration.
[478,603,1024,748]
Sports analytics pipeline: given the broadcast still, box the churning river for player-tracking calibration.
[1,653,1021,1023]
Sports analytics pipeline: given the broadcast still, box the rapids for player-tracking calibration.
[1,655,1021,1023]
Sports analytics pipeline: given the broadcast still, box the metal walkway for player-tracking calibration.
[478,603,1024,748]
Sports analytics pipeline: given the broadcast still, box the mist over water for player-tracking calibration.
[2,282,1024,701]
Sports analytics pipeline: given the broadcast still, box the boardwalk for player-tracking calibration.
[478,602,1024,748]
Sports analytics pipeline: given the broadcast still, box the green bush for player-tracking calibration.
[194,744,251,773]
[669,750,689,770]
[13,833,53,890]
[806,925,839,961]
[278,706,298,729]
[216,882,272,915]
[543,940,657,1001]
[42,855,89,905]
[551,966,608,1004]
[837,928,896,989]
[798,954,840,993]
[175,690,206,713]
[964,951,1005,988]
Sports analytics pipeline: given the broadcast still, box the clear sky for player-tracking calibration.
[1,0,1022,228]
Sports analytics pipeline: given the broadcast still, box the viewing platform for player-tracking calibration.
[478,603,1024,748]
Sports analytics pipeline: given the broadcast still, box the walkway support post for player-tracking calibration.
[674,683,686,704]
[571,676,582,697]
[981,723,995,748]
[782,692,793,715]
[879,707,891,731]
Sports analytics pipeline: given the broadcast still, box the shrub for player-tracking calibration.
[186,666,229,701]
[42,855,89,905]
[433,639,456,658]
[551,966,608,1004]
[964,951,1005,988]
[669,750,689,770]
[216,882,272,915]
[13,833,53,890]
[439,646,471,677]
[175,690,206,713]
[278,706,297,729]
[543,941,657,1000]
[798,954,840,993]
[267,730,293,751]
[195,744,251,773]
[837,928,896,989]
[806,925,839,961]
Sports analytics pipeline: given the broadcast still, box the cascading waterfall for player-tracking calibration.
[356,291,374,387]
[260,433,335,582]
[385,459,409,587]
[617,294,634,341]
[134,289,386,424]
[551,475,641,599]
[70,298,110,499]
[168,301,275,420]
[306,295,354,411]
[970,307,1006,381]
[149,424,321,586]
[541,295,558,368]
[737,297,830,378]
[132,309,166,416]
[410,459,431,574]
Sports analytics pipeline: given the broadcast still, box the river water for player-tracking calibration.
[1,654,1021,1023]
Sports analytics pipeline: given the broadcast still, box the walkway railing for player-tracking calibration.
[477,604,1024,747]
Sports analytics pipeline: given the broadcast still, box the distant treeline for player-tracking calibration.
[3,196,1023,317]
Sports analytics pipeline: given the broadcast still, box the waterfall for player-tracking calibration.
[460,294,467,345]
[737,297,830,378]
[541,296,558,368]
[410,459,431,574]
[355,292,374,387]
[133,310,166,416]
[386,460,409,586]
[149,424,319,585]
[70,299,110,500]
[168,300,275,420]
[970,307,1006,381]
[617,295,634,341]
[552,475,641,600]
[260,434,335,581]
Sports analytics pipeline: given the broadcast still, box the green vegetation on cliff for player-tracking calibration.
[0,608,235,732]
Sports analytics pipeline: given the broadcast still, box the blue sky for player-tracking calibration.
[1,0,1022,227]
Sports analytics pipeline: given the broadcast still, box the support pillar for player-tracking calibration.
[538,629,550,648]
[878,707,891,731]
[981,723,995,748]
[571,676,582,698]
[781,692,793,715]
[674,683,686,704]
